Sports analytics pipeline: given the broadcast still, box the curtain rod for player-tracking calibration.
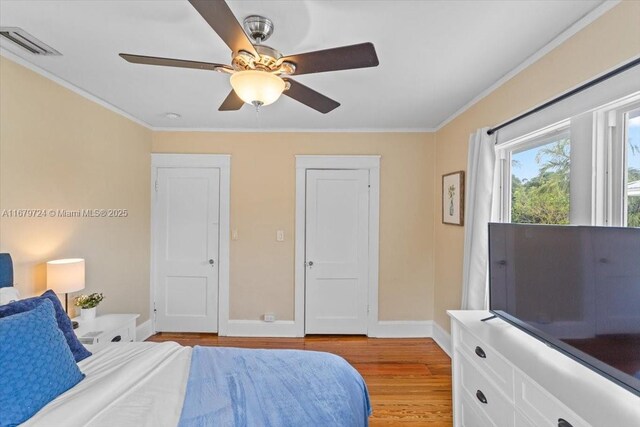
[486,57,640,136]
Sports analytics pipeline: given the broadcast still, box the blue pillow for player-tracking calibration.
[0,299,85,426]
[0,290,91,362]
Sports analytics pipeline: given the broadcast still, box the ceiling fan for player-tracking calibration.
[119,0,379,114]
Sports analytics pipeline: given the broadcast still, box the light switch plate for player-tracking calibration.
[276,230,284,242]
[232,229,238,240]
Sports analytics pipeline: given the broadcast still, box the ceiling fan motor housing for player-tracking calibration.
[243,15,274,43]
[232,45,295,75]
[234,45,279,70]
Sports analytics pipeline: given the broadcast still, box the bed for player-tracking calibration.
[0,253,371,427]
[23,341,372,427]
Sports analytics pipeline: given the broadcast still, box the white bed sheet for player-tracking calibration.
[23,342,192,427]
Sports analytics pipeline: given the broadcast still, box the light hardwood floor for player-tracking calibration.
[147,334,453,426]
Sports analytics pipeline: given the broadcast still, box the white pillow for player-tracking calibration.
[0,287,20,305]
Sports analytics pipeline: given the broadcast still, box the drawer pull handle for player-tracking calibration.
[475,390,487,404]
[111,335,122,342]
[475,346,486,358]
[558,419,573,427]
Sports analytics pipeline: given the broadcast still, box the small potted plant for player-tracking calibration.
[74,293,104,321]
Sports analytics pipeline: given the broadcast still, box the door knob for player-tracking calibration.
[307,261,314,267]
[209,259,215,265]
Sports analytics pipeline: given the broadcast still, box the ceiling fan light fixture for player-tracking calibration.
[230,70,285,107]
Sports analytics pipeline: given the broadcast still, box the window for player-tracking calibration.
[497,91,640,228]
[499,123,572,225]
[510,131,571,224]
[603,97,640,227]
[624,107,640,227]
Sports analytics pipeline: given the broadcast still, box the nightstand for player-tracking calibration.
[72,314,139,353]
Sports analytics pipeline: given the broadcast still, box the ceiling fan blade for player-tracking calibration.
[188,0,258,58]
[218,90,244,111]
[119,53,231,72]
[281,42,379,75]
[282,79,340,114]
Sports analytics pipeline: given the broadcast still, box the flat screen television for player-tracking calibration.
[488,223,640,396]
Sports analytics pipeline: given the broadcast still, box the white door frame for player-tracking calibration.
[150,153,231,335]
[294,155,380,336]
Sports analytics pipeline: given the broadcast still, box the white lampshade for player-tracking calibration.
[230,70,286,107]
[47,258,85,294]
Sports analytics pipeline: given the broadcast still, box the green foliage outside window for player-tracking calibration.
[627,167,640,227]
[511,139,570,225]
[510,137,639,227]
[627,120,640,227]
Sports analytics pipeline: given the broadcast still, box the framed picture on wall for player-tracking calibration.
[442,171,465,226]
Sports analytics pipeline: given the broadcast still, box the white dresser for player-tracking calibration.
[448,310,640,427]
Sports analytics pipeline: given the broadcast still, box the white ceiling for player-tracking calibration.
[0,0,606,130]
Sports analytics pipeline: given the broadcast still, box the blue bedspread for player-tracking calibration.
[178,346,371,427]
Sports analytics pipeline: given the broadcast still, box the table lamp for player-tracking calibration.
[47,258,85,327]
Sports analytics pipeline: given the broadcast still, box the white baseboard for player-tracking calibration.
[432,321,452,357]
[192,318,452,357]
[136,319,153,342]
[371,320,434,338]
[224,320,298,337]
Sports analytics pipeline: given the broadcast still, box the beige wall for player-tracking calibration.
[3,0,637,333]
[153,132,436,321]
[433,1,640,332]
[0,55,436,326]
[0,57,153,322]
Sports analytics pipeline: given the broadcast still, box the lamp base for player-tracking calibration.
[72,320,79,329]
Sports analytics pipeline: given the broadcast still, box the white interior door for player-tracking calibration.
[305,169,369,334]
[154,167,219,332]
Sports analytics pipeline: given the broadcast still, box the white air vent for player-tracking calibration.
[0,27,61,56]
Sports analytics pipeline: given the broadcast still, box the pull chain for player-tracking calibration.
[253,101,263,128]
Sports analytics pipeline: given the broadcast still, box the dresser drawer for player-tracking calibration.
[515,410,536,427]
[458,326,514,398]
[74,314,139,353]
[514,371,591,427]
[88,322,134,351]
[101,323,133,344]
[458,351,514,427]
[460,392,493,427]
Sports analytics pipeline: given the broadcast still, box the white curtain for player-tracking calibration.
[461,128,500,310]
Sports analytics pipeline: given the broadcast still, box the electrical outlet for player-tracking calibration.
[263,313,276,322]
[276,230,284,242]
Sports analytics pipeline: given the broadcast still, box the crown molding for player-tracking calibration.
[1,47,433,133]
[0,47,153,129]
[149,126,436,133]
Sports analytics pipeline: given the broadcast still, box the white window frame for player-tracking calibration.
[593,94,640,226]
[497,121,571,224]
[497,91,640,228]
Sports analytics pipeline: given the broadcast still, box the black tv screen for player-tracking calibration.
[488,223,640,396]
